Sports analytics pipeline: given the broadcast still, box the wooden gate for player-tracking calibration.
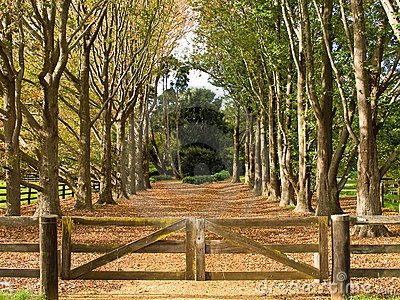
[61,216,329,281]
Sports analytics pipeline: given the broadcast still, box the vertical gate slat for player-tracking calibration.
[61,217,73,279]
[195,219,205,281]
[185,218,196,280]
[318,216,329,280]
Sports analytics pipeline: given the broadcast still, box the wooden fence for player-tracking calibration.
[0,217,40,278]
[340,178,400,210]
[61,216,329,281]
[331,214,400,299]
[3,214,400,300]
[0,216,58,299]
[0,180,101,205]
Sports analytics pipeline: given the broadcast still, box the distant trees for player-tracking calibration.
[150,86,231,178]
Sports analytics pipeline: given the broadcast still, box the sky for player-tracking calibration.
[172,31,225,97]
[187,70,224,97]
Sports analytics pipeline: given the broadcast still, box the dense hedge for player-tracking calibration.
[149,175,174,183]
[180,146,225,177]
[182,170,230,185]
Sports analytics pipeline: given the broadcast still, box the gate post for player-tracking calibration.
[331,214,350,300]
[40,215,58,300]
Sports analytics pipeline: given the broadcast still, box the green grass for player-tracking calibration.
[350,296,400,300]
[339,179,400,212]
[383,200,400,212]
[0,290,42,300]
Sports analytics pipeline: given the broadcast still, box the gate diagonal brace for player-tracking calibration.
[205,220,320,278]
[70,219,186,279]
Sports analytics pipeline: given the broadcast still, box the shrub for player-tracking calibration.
[149,175,174,183]
[211,170,230,181]
[182,175,214,184]
[182,170,230,185]
[180,146,225,177]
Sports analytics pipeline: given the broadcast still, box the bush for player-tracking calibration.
[180,146,225,177]
[182,170,230,185]
[182,175,214,184]
[211,170,230,181]
[149,175,174,183]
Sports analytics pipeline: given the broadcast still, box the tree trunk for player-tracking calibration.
[248,112,255,188]
[261,112,270,196]
[315,0,343,216]
[253,117,262,195]
[128,113,136,196]
[136,97,145,191]
[38,84,62,216]
[351,0,388,237]
[244,108,251,186]
[279,66,295,207]
[163,89,178,177]
[0,0,23,217]
[3,79,21,216]
[295,56,312,213]
[232,103,241,183]
[76,41,92,210]
[98,100,115,204]
[116,120,129,198]
[175,93,183,179]
[143,93,151,189]
[268,84,280,201]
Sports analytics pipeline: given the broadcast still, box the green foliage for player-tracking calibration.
[182,175,215,184]
[0,290,42,300]
[180,146,225,177]
[350,296,400,300]
[211,170,230,181]
[149,175,174,183]
[182,170,230,185]
[149,163,159,177]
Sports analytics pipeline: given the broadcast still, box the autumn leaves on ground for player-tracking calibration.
[1,181,400,299]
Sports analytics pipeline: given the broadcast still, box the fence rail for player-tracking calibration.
[339,178,400,211]
[0,217,40,278]
[0,180,100,205]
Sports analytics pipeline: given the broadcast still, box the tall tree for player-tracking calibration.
[0,0,24,215]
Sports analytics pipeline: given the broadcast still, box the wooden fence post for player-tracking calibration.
[61,184,66,199]
[40,215,58,300]
[195,218,205,281]
[380,181,385,207]
[27,188,32,204]
[331,214,350,300]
